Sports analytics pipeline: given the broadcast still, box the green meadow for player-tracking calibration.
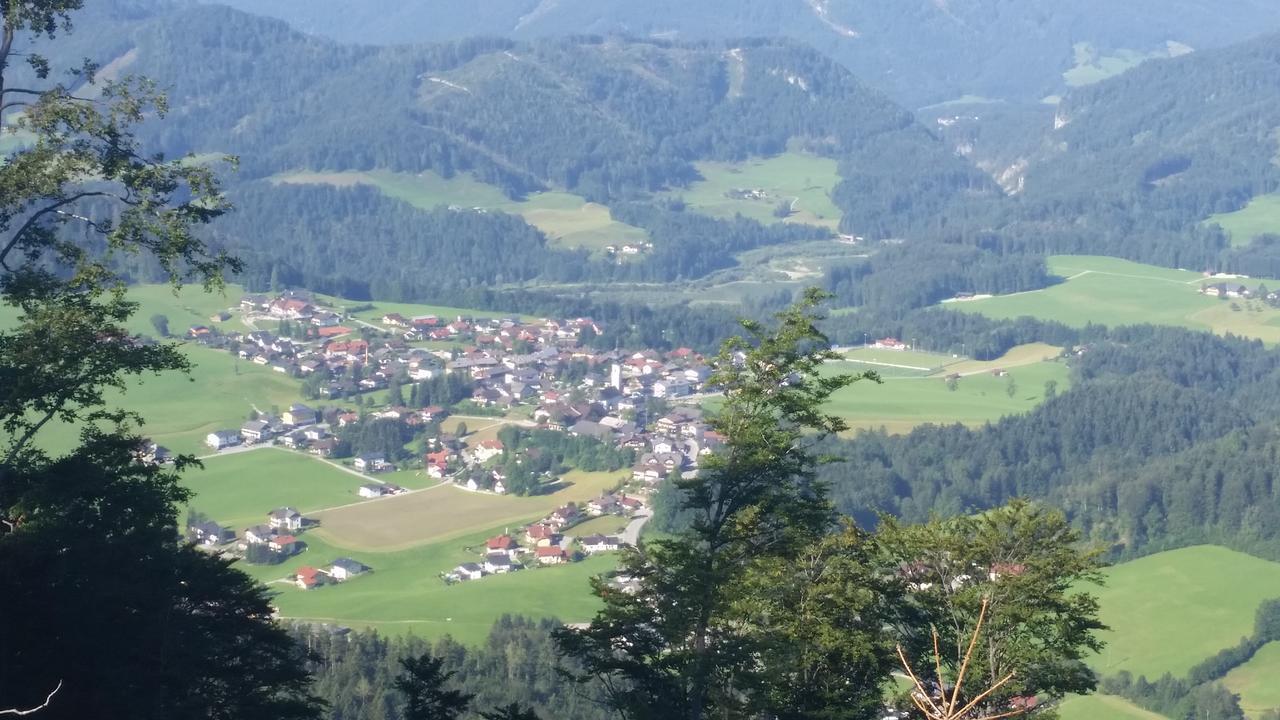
[1224,641,1280,717]
[826,358,1069,434]
[184,449,368,529]
[951,255,1280,344]
[1058,694,1169,720]
[667,152,843,230]
[1207,193,1280,247]
[1090,546,1280,680]
[1063,41,1185,87]
[240,523,611,645]
[272,169,649,253]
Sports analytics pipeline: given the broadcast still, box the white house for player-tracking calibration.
[358,484,387,499]
[268,507,304,531]
[205,430,241,450]
[483,553,514,574]
[329,557,371,581]
[580,535,621,554]
[453,563,485,581]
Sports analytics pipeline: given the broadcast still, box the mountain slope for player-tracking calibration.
[999,31,1280,267]
[198,0,1280,106]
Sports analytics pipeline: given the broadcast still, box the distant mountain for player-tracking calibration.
[999,31,1280,266]
[197,0,1280,106]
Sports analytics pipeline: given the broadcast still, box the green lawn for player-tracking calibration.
[951,255,1280,344]
[184,448,369,529]
[250,524,612,645]
[826,360,1070,434]
[665,152,842,230]
[1207,194,1280,247]
[272,169,649,254]
[1058,694,1168,720]
[1224,641,1280,716]
[1091,546,1280,680]
[33,345,302,457]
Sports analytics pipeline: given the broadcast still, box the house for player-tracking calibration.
[330,557,371,581]
[485,535,519,558]
[244,525,275,545]
[358,483,387,499]
[205,430,241,450]
[473,439,505,463]
[240,420,272,443]
[535,547,568,565]
[269,535,298,554]
[190,521,233,546]
[453,562,485,581]
[354,454,392,473]
[619,496,645,514]
[548,505,579,528]
[295,566,325,590]
[580,535,621,554]
[587,495,619,516]
[268,507,304,531]
[525,523,558,546]
[872,337,908,351]
[282,403,317,427]
[484,553,515,574]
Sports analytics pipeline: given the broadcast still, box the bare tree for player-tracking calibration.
[0,680,62,716]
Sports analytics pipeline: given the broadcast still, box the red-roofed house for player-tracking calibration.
[535,546,568,565]
[473,439,505,463]
[270,535,298,554]
[295,566,324,590]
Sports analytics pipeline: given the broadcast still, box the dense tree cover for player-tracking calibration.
[559,291,1104,720]
[809,328,1280,563]
[295,617,611,720]
[338,418,413,462]
[823,243,1054,312]
[0,1,319,715]
[199,0,1280,107]
[489,426,632,495]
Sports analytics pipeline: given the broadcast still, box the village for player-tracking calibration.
[175,291,728,589]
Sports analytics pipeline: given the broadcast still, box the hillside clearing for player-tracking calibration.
[951,255,1280,343]
[272,169,649,253]
[1090,546,1280,679]
[1206,193,1280,247]
[1223,641,1280,716]
[665,152,843,230]
[1057,694,1169,720]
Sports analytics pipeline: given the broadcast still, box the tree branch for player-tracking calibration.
[0,191,120,269]
[0,680,63,716]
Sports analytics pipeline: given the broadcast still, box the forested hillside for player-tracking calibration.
[809,327,1280,563]
[197,0,1280,106]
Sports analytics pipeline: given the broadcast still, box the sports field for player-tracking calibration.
[951,255,1280,343]
[668,152,843,230]
[1057,694,1168,720]
[1224,641,1280,716]
[184,448,370,528]
[311,469,624,550]
[1207,193,1280,247]
[272,169,649,253]
[1091,546,1280,680]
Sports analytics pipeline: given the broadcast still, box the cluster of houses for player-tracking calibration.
[293,557,372,590]
[189,506,311,559]
[447,494,639,583]
[1200,282,1254,299]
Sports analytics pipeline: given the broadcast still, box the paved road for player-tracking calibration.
[620,511,652,546]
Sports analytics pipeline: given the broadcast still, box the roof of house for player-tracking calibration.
[273,534,297,545]
[457,562,483,573]
[536,546,567,558]
[269,507,301,519]
[486,535,517,550]
[331,557,370,574]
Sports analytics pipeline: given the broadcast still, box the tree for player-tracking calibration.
[556,289,881,720]
[387,375,405,406]
[455,421,468,438]
[879,500,1107,717]
[479,704,543,720]
[1043,379,1058,401]
[1005,375,1018,398]
[394,654,473,720]
[0,3,317,717]
[149,313,170,337]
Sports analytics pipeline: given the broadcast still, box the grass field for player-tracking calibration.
[840,347,961,376]
[273,170,649,253]
[1224,641,1280,716]
[1058,694,1169,720]
[567,515,629,537]
[951,255,1280,344]
[1062,42,1184,87]
[34,345,302,456]
[312,469,625,550]
[665,152,842,230]
[826,356,1069,433]
[244,523,612,645]
[1091,546,1280,680]
[1207,194,1280,247]
[184,448,371,528]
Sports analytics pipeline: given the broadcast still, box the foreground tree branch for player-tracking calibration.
[0,680,62,716]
